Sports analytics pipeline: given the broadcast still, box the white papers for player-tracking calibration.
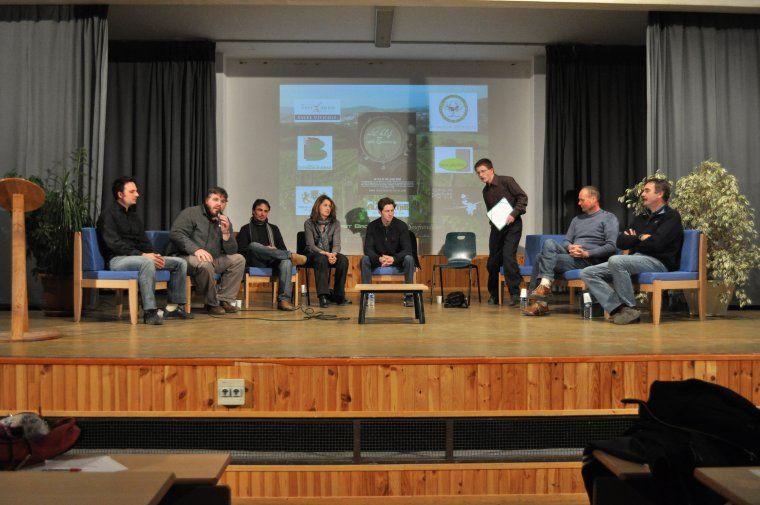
[486,198,514,230]
[751,469,760,477]
[43,455,127,472]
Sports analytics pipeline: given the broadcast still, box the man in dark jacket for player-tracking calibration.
[361,197,416,307]
[476,158,529,306]
[168,187,245,315]
[237,199,307,311]
[581,178,684,325]
[97,176,191,325]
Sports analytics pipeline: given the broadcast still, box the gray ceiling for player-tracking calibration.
[109,5,649,60]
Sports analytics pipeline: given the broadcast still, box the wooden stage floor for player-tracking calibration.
[1,296,758,360]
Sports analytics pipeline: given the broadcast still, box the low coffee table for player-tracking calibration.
[355,283,429,324]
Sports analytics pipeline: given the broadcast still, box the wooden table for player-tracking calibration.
[355,283,429,324]
[38,452,231,486]
[695,466,760,505]
[0,470,175,505]
[592,450,651,480]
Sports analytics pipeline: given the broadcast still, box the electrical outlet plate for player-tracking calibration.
[217,378,245,406]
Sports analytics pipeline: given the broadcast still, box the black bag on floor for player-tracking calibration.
[582,379,760,505]
[444,291,468,308]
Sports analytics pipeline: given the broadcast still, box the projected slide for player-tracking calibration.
[279,84,488,242]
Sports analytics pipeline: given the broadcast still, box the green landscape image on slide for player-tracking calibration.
[279,84,489,245]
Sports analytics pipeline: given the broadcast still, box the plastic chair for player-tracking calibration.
[431,232,481,304]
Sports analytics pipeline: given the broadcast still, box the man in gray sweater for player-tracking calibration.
[523,186,618,316]
[168,187,246,315]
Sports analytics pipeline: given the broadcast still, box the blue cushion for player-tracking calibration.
[636,271,698,284]
[519,266,532,276]
[81,227,105,271]
[146,230,171,255]
[83,269,172,281]
[248,266,297,277]
[563,269,583,280]
[679,230,700,273]
[372,266,404,276]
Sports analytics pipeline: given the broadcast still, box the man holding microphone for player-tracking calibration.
[168,187,246,315]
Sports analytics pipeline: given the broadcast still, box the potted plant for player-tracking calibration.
[671,160,760,314]
[8,149,95,315]
[620,162,760,315]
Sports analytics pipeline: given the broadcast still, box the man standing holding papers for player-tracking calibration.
[476,158,528,306]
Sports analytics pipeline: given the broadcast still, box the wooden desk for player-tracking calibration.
[355,283,429,324]
[48,453,231,485]
[592,450,652,480]
[0,470,175,505]
[695,467,760,505]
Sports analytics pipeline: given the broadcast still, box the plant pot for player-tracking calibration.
[686,281,734,317]
[39,274,74,317]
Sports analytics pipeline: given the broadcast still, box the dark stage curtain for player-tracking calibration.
[543,45,647,232]
[103,40,217,230]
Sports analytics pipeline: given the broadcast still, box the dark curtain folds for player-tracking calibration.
[103,40,217,230]
[543,45,647,233]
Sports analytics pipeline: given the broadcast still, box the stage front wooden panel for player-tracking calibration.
[2,357,758,415]
[219,463,585,498]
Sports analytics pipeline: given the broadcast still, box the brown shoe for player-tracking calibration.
[529,284,551,299]
[522,301,549,316]
[205,304,225,315]
[290,253,307,266]
[220,301,239,314]
[277,300,297,311]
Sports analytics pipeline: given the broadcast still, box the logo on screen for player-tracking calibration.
[429,92,478,132]
[293,100,341,123]
[434,146,473,173]
[295,186,333,216]
[297,136,333,170]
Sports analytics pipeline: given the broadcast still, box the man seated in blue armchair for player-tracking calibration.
[97,176,192,325]
[581,178,684,325]
[523,186,619,316]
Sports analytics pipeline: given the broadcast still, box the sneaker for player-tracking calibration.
[613,306,641,325]
[163,306,194,320]
[522,301,549,316]
[319,295,330,308]
[220,301,239,313]
[278,300,297,311]
[529,284,552,299]
[403,294,415,307]
[487,296,499,305]
[143,309,164,325]
[205,304,225,315]
[290,253,307,266]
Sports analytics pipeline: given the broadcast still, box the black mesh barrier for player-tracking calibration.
[67,415,637,464]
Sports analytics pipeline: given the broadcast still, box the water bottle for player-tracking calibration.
[582,292,593,319]
[367,293,375,308]
[519,288,528,310]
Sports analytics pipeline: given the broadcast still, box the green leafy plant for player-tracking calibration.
[670,160,760,306]
[7,149,95,276]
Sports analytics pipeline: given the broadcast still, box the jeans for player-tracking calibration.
[529,239,592,290]
[109,255,187,311]
[360,255,415,284]
[487,217,522,298]
[307,253,348,298]
[185,254,246,306]
[580,253,667,313]
[247,242,294,302]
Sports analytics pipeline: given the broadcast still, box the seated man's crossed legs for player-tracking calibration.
[246,242,306,311]
[523,239,591,316]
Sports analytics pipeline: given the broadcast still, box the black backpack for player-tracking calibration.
[444,291,469,308]
[583,379,760,505]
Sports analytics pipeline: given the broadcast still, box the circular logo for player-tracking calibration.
[438,94,468,123]
[359,116,406,164]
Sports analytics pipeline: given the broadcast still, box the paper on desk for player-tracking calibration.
[486,198,514,231]
[44,455,127,472]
